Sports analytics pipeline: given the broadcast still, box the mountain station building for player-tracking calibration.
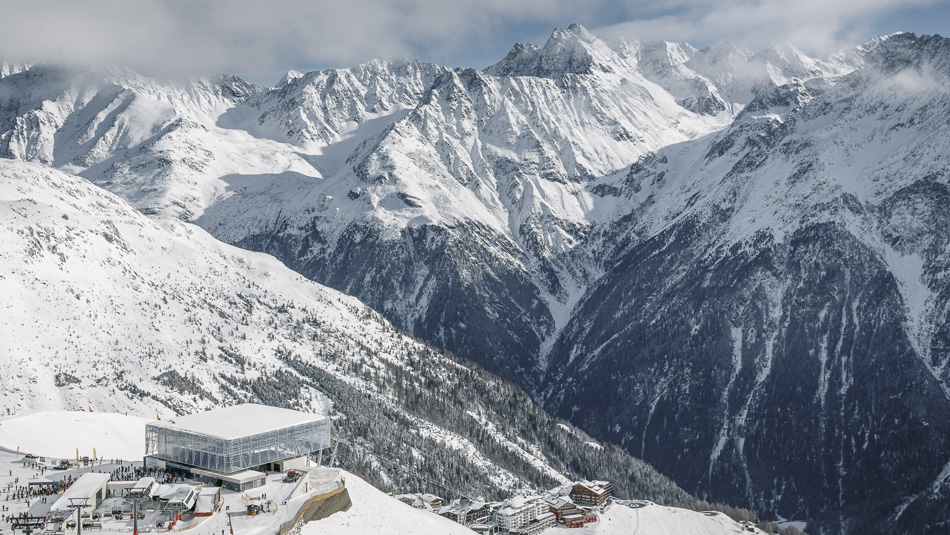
[144,403,331,491]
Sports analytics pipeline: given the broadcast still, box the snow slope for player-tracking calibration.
[0,158,692,510]
[301,474,474,535]
[0,411,148,459]
[564,502,762,535]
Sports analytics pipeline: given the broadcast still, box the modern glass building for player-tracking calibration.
[145,404,331,479]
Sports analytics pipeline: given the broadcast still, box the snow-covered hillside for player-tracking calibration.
[575,502,764,535]
[305,474,476,535]
[0,159,692,509]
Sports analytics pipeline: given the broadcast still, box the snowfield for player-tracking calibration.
[0,410,149,459]
[576,503,762,535]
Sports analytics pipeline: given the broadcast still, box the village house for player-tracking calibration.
[509,511,556,535]
[396,492,443,512]
[494,495,547,532]
[439,498,491,525]
[543,489,597,527]
[393,478,611,532]
[569,480,611,507]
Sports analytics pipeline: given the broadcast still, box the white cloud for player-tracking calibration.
[0,0,595,80]
[593,0,940,55]
[0,0,943,83]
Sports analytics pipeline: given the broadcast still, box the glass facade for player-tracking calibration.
[145,418,330,473]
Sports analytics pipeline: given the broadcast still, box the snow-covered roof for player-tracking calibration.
[544,495,573,509]
[195,494,216,514]
[497,494,539,515]
[191,467,266,484]
[573,480,609,494]
[49,473,111,512]
[168,486,198,507]
[195,487,220,514]
[148,403,327,440]
[131,476,156,494]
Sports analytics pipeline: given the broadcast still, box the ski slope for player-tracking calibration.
[0,410,149,459]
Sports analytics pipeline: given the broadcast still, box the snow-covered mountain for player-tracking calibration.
[2,25,949,534]
[610,37,853,115]
[194,23,744,386]
[541,31,950,535]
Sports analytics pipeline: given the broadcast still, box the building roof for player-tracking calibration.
[147,403,327,440]
[191,467,266,483]
[439,499,488,516]
[497,495,540,516]
[195,487,220,514]
[49,473,111,513]
[543,496,574,509]
[168,486,198,505]
[131,477,156,495]
[572,480,609,495]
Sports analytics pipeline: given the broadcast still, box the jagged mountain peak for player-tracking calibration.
[692,41,754,66]
[278,69,304,86]
[549,22,597,43]
[752,42,814,69]
[637,40,698,66]
[857,31,950,74]
[485,23,625,77]
[0,61,30,79]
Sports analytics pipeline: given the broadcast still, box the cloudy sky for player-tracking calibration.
[2,0,947,84]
